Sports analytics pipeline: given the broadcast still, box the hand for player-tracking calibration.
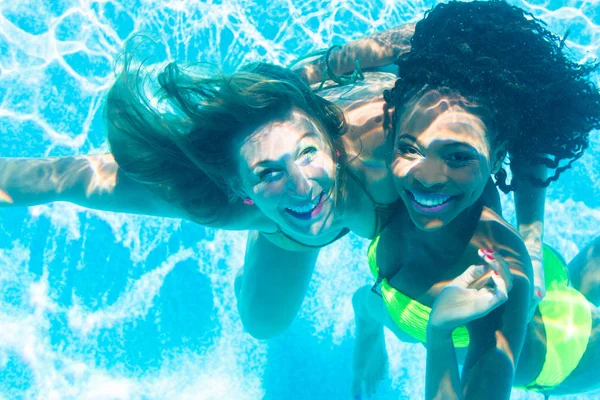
[429,249,513,334]
[527,257,545,322]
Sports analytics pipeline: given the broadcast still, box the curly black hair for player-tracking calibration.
[384,0,600,192]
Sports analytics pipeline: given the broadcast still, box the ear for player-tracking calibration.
[491,142,507,175]
[226,176,247,199]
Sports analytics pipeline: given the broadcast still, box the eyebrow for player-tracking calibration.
[396,134,479,152]
[249,131,319,170]
[443,142,478,152]
[396,134,417,142]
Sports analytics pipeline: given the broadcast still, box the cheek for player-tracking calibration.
[453,165,490,191]
[311,155,336,181]
[391,161,411,194]
[251,181,286,203]
[391,158,415,181]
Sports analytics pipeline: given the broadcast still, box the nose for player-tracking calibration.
[412,158,447,189]
[286,165,312,198]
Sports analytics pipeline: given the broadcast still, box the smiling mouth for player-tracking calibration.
[285,192,325,220]
[407,190,457,213]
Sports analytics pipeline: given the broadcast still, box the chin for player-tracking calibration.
[418,221,446,231]
[281,220,320,238]
[409,212,449,232]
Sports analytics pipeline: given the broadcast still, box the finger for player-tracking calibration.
[531,259,546,300]
[466,287,507,320]
[455,263,490,288]
[490,268,508,300]
[528,285,544,318]
[534,286,545,301]
[479,248,513,291]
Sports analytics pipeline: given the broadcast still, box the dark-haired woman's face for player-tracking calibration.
[237,108,339,239]
[392,94,502,231]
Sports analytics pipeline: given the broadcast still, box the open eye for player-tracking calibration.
[396,145,421,157]
[446,152,476,165]
[258,168,283,183]
[298,146,317,163]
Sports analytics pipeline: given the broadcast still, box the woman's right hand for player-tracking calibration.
[428,249,513,335]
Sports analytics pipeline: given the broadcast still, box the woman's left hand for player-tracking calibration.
[429,249,513,334]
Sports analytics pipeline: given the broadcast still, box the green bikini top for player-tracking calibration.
[370,235,594,392]
[367,235,471,347]
[367,236,572,349]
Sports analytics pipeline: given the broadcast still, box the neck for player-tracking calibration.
[411,200,483,258]
[335,164,375,238]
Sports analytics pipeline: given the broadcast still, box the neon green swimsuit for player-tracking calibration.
[368,238,592,392]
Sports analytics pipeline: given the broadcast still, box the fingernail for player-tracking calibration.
[485,254,496,261]
[484,248,494,254]
[492,270,499,276]
[535,289,542,298]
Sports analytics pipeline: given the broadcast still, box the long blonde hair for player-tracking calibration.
[105,52,347,225]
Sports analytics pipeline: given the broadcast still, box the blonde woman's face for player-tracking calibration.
[237,108,339,239]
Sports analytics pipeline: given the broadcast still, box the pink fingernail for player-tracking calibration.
[485,254,495,261]
[536,289,542,298]
[492,270,499,276]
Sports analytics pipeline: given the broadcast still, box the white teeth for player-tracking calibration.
[411,192,451,207]
[287,194,321,213]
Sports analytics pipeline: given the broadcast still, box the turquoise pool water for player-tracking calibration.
[0,1,599,399]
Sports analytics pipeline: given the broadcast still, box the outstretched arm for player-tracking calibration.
[0,154,185,218]
[292,24,414,84]
[0,155,272,230]
[512,163,548,318]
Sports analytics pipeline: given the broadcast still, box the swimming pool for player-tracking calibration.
[1,0,599,398]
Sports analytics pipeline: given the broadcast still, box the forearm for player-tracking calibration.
[460,277,530,400]
[0,156,95,206]
[0,155,185,218]
[514,184,545,265]
[460,346,515,400]
[426,329,463,400]
[512,162,547,256]
[513,164,547,296]
[293,24,414,84]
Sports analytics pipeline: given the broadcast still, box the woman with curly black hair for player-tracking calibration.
[352,1,600,399]
[294,1,600,318]
[404,0,600,317]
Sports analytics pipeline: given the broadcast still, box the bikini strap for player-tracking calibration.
[274,225,350,249]
[344,167,380,207]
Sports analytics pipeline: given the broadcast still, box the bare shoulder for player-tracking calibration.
[315,73,396,143]
[475,206,532,277]
[315,72,396,110]
[478,206,520,237]
[319,73,398,205]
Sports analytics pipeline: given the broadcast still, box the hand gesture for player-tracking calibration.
[429,249,513,334]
